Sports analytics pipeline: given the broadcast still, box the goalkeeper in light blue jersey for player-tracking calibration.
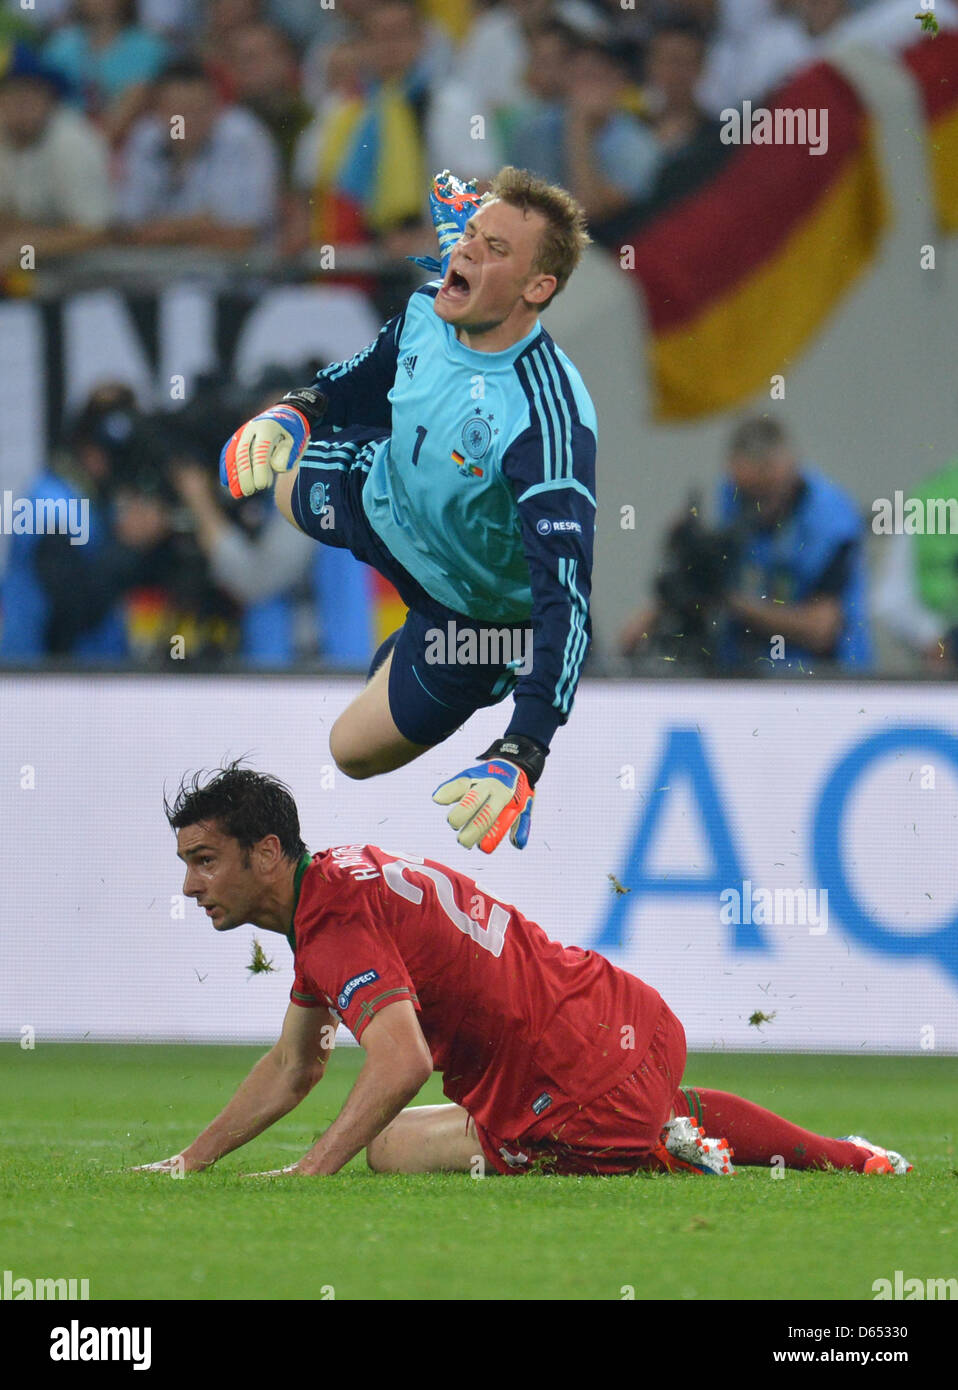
[220,168,597,856]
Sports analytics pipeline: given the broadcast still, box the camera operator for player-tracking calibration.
[0,382,172,661]
[163,368,318,666]
[620,416,873,674]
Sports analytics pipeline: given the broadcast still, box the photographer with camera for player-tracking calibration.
[0,382,172,661]
[0,378,270,666]
[620,416,873,674]
[166,369,318,667]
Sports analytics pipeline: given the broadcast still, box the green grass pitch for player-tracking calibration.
[1,1045,954,1301]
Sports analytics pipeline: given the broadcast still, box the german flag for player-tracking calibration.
[370,569,407,650]
[628,63,889,420]
[903,32,958,232]
[451,450,483,477]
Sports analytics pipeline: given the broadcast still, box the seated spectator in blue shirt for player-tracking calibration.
[115,57,279,253]
[44,0,169,146]
[507,31,660,231]
[597,16,733,243]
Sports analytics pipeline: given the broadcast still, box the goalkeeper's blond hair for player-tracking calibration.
[484,166,591,309]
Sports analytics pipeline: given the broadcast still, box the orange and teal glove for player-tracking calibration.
[219,387,326,499]
[433,735,547,853]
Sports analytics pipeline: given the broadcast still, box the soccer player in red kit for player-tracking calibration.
[137,765,912,1179]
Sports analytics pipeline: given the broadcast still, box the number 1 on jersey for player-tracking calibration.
[411,425,427,466]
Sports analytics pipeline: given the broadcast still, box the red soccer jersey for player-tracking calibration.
[288,845,665,1138]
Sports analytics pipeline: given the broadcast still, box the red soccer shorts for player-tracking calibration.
[473,1001,687,1176]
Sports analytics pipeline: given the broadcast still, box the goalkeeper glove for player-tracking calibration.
[408,169,483,276]
[219,387,327,499]
[432,735,547,853]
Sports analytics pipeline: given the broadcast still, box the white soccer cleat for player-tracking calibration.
[656,1115,735,1175]
[838,1135,913,1175]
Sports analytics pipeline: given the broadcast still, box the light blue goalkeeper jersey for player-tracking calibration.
[356,286,596,622]
[312,282,598,747]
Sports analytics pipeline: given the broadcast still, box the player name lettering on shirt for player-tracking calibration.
[330,845,380,881]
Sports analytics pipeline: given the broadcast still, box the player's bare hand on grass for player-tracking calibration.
[129,1154,192,1174]
[433,735,546,852]
[241,1163,310,1178]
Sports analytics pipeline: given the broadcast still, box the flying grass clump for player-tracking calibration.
[247,939,276,976]
[749,1009,777,1028]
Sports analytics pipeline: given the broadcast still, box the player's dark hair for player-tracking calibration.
[727,415,790,461]
[486,166,591,309]
[165,762,306,862]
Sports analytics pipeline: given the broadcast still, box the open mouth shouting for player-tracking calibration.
[439,261,473,305]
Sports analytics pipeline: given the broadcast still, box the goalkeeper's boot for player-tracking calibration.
[838,1135,913,1174]
[409,169,482,275]
[654,1115,735,1175]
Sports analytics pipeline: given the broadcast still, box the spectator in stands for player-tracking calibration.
[695,0,774,117]
[588,0,659,66]
[298,0,364,112]
[136,0,199,41]
[620,416,873,673]
[301,0,452,113]
[290,0,436,261]
[697,0,958,116]
[423,0,549,178]
[196,0,264,102]
[0,53,112,275]
[0,383,171,661]
[644,19,716,159]
[197,0,261,67]
[501,22,578,186]
[285,34,365,259]
[560,40,661,227]
[265,0,332,45]
[597,16,729,240]
[43,0,169,146]
[222,20,312,178]
[702,0,842,111]
[115,58,280,252]
[872,460,958,674]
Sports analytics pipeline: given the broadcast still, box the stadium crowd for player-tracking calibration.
[0,0,955,671]
[2,0,948,267]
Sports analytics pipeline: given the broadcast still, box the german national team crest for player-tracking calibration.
[452,410,497,478]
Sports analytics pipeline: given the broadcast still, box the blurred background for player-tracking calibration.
[1,0,956,677]
[2,0,957,1051]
